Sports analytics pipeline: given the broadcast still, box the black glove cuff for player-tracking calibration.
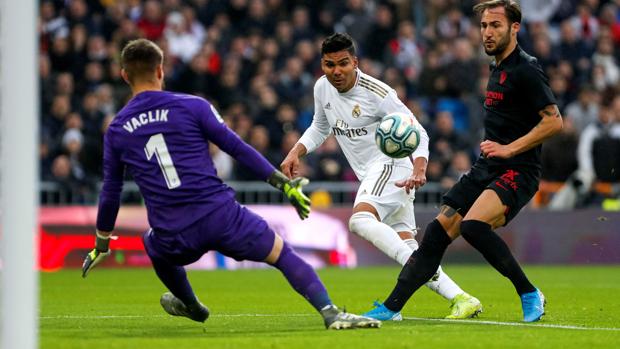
[267,170,290,191]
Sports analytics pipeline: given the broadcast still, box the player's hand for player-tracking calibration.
[283,177,311,220]
[280,154,300,179]
[81,232,114,278]
[480,140,514,159]
[396,169,427,194]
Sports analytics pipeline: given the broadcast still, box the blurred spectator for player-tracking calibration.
[418,49,447,98]
[387,20,423,83]
[249,125,280,165]
[164,11,202,63]
[558,20,593,76]
[40,0,69,45]
[335,0,373,47]
[48,154,90,203]
[520,0,562,24]
[291,6,313,42]
[45,94,72,143]
[49,37,74,72]
[440,150,472,190]
[210,144,234,180]
[275,56,313,105]
[37,0,620,206]
[436,7,471,40]
[531,34,558,70]
[311,136,348,181]
[577,104,620,185]
[137,0,165,40]
[569,4,600,44]
[364,3,396,61]
[591,37,620,90]
[444,37,479,97]
[564,84,600,133]
[541,118,579,182]
[429,110,471,170]
[234,125,279,180]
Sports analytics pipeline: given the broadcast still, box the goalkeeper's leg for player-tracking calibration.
[264,234,380,329]
[143,231,208,322]
[265,235,333,312]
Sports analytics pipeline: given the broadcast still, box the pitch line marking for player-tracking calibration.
[404,317,620,332]
[39,313,620,331]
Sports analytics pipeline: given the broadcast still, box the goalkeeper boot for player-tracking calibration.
[160,292,209,323]
[445,293,483,319]
[320,305,381,330]
[362,301,403,321]
[521,288,546,322]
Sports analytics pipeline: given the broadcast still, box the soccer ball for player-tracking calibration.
[375,112,421,158]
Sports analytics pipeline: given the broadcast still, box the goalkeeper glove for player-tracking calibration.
[81,231,115,278]
[268,170,311,220]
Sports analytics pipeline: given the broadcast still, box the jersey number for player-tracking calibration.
[144,133,181,189]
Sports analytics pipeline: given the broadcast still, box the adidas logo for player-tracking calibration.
[324,102,331,110]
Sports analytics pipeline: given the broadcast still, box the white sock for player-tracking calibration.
[424,266,464,301]
[349,212,412,266]
[403,238,463,301]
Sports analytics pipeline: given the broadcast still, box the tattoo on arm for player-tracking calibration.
[439,205,459,218]
[540,105,560,118]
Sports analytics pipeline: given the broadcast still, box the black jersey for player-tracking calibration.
[483,45,557,169]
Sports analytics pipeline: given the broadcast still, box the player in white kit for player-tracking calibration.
[281,33,482,320]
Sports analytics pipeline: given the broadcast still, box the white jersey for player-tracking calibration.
[298,69,429,180]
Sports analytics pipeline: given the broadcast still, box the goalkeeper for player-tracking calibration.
[82,38,379,330]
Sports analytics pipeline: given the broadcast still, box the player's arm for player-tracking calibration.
[282,83,331,178]
[83,131,124,277]
[197,101,311,219]
[481,104,563,158]
[481,64,563,159]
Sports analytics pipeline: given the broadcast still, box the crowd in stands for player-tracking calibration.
[39,0,620,206]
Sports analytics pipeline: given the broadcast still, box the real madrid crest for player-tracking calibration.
[352,104,361,118]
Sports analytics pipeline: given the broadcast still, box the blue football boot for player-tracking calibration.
[520,288,546,322]
[362,301,403,321]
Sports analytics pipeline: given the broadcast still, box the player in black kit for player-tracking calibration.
[363,0,563,323]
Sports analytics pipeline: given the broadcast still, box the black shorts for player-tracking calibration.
[442,158,541,225]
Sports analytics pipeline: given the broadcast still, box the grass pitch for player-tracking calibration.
[41,266,620,349]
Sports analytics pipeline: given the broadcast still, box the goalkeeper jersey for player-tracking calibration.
[96,90,276,234]
[298,69,429,180]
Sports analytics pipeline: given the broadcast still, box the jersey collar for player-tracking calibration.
[490,44,521,70]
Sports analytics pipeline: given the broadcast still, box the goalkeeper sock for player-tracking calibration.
[460,220,535,295]
[144,234,198,306]
[150,257,199,306]
[273,243,332,312]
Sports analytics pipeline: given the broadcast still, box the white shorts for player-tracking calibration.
[354,162,417,234]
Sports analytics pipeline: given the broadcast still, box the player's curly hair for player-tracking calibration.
[473,0,522,24]
[120,39,164,84]
[321,33,356,56]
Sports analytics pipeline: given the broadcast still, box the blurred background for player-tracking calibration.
[37,0,620,269]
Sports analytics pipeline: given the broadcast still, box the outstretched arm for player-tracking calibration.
[84,132,124,277]
[280,142,308,179]
[481,104,563,159]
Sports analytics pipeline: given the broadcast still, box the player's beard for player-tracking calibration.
[484,26,512,56]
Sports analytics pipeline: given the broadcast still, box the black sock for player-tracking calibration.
[460,220,535,295]
[384,219,452,312]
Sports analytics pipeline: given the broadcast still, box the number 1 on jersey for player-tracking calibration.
[144,133,181,189]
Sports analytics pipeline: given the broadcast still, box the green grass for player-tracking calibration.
[41,266,620,349]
